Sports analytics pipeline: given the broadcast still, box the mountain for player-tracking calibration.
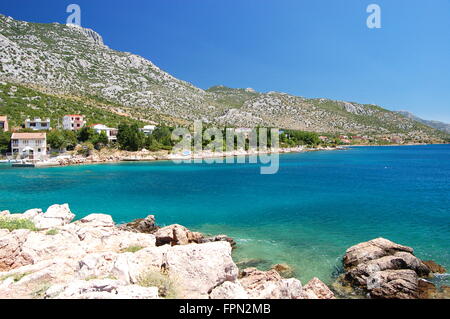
[0,14,448,142]
[395,111,450,134]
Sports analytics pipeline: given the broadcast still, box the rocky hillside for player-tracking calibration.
[396,111,450,134]
[0,14,448,141]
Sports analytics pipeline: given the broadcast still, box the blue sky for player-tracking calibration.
[1,0,449,122]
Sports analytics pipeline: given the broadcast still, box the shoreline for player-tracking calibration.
[0,205,447,299]
[32,145,347,168]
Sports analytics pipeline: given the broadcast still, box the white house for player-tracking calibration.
[25,117,51,130]
[140,125,157,136]
[91,124,118,142]
[11,132,47,160]
[63,115,86,131]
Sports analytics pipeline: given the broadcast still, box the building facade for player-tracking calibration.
[140,125,157,136]
[25,118,51,130]
[0,116,8,132]
[11,132,47,160]
[63,115,86,131]
[91,124,118,142]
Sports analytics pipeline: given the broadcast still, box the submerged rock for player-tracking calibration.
[199,234,237,249]
[271,264,295,278]
[422,260,447,274]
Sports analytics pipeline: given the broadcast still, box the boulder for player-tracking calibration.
[117,215,158,234]
[22,208,42,219]
[341,238,434,299]
[79,214,114,227]
[239,268,304,299]
[209,281,249,299]
[343,237,414,269]
[199,235,236,249]
[164,242,238,298]
[369,269,419,299]
[33,204,75,229]
[302,277,335,299]
[154,224,199,246]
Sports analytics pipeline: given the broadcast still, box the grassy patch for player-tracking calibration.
[137,271,179,299]
[0,217,37,231]
[120,245,145,253]
[0,272,30,283]
[45,229,59,236]
[32,282,52,299]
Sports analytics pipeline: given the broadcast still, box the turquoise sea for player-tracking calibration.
[0,145,449,285]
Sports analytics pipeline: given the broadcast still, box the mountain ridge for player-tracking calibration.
[0,14,448,142]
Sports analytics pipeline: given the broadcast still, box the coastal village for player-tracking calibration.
[0,112,427,168]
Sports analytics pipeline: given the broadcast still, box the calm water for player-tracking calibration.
[1,145,449,284]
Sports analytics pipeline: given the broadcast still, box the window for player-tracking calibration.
[23,140,28,145]
[38,148,41,152]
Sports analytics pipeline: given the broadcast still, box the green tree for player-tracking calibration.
[90,131,109,150]
[47,130,67,151]
[0,131,11,155]
[77,127,96,143]
[117,123,146,151]
[152,126,173,147]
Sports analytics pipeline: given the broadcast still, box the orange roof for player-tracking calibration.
[11,132,46,140]
[65,114,83,117]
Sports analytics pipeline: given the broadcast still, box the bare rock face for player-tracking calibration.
[164,242,239,298]
[117,215,158,234]
[239,268,304,299]
[79,214,115,227]
[154,224,203,246]
[341,238,439,299]
[368,269,419,299]
[45,279,159,299]
[343,237,415,269]
[302,277,336,299]
[0,230,33,271]
[209,281,249,299]
[198,235,237,249]
[32,204,75,229]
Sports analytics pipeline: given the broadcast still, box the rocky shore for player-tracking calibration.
[0,204,334,299]
[36,146,342,168]
[1,205,447,299]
